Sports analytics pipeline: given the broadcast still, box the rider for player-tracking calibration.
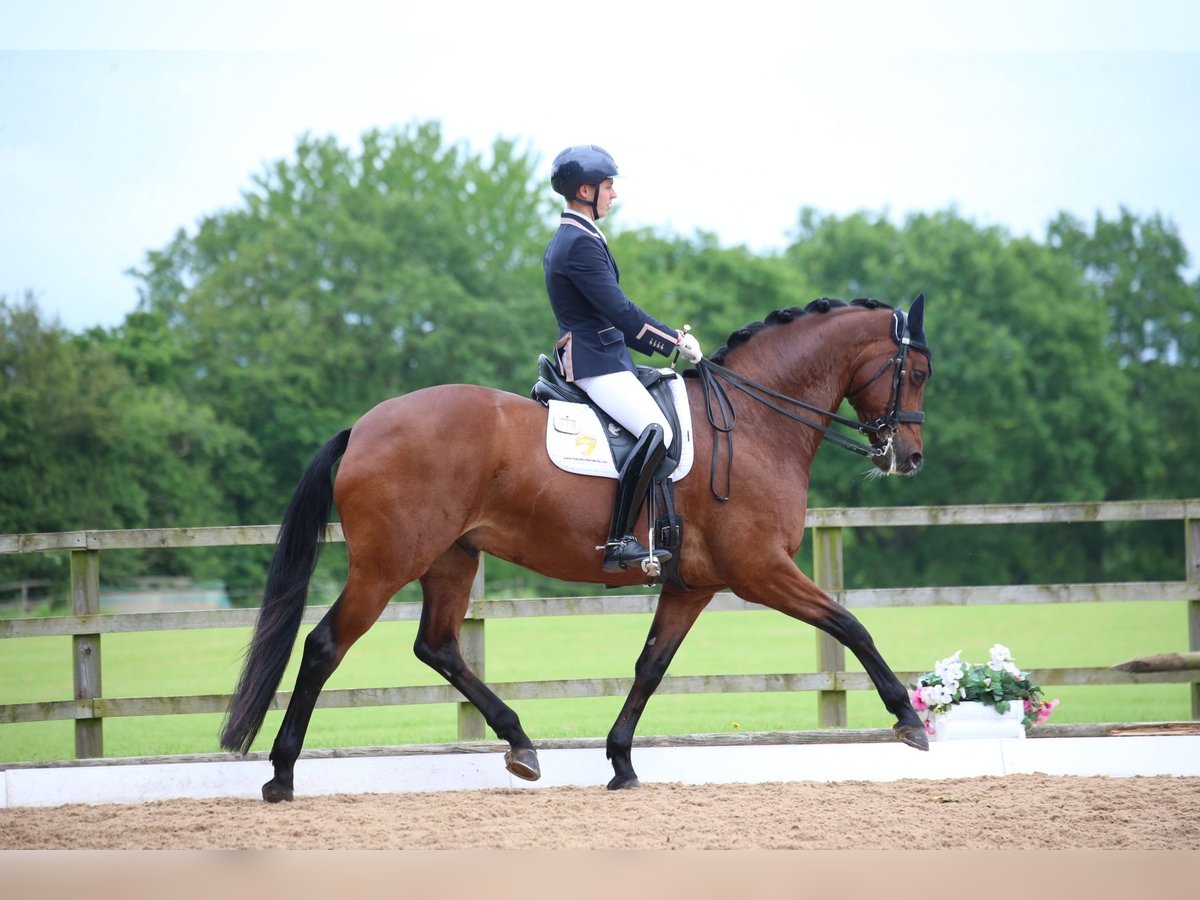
[543,144,703,574]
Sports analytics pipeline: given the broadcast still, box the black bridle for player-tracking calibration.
[694,307,932,501]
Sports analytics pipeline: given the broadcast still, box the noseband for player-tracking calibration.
[695,307,932,500]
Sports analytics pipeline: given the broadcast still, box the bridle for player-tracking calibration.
[694,306,932,501]
[847,305,932,450]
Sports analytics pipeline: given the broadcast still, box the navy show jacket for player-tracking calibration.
[543,211,680,381]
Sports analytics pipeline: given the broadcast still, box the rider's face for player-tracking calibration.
[579,179,617,219]
[594,178,617,218]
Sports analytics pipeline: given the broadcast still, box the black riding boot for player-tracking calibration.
[601,424,672,575]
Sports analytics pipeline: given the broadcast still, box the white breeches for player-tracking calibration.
[575,370,675,448]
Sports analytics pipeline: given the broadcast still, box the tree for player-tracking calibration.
[1049,208,1198,368]
[130,123,554,526]
[782,209,1143,588]
[1048,209,1200,579]
[0,294,249,588]
[610,227,808,346]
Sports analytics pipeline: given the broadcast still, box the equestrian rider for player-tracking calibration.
[543,144,703,574]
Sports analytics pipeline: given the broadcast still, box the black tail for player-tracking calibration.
[219,428,352,754]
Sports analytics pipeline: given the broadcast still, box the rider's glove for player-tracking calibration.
[677,331,703,364]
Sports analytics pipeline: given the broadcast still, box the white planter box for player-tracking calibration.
[927,700,1027,741]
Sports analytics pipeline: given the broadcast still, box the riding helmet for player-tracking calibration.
[550,145,618,199]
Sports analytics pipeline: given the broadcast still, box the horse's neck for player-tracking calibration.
[734,319,860,413]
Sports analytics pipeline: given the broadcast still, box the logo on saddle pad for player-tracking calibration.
[544,377,694,482]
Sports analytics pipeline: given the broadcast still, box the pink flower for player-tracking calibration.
[1034,699,1060,724]
[910,689,928,712]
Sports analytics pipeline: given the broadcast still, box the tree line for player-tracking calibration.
[3,121,1197,603]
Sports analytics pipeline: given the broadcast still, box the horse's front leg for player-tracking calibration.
[820,602,928,749]
[606,589,715,789]
[732,557,928,751]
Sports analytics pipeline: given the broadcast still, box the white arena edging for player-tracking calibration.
[3,735,1199,808]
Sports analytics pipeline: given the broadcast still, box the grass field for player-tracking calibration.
[0,600,1193,764]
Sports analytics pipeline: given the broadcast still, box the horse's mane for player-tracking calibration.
[702,297,893,367]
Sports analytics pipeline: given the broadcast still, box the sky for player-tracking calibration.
[2,1,1199,332]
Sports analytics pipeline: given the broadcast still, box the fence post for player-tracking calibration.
[812,526,847,727]
[70,548,103,758]
[1187,517,1199,719]
[457,555,488,741]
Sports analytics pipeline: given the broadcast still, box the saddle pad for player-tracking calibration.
[544,378,694,481]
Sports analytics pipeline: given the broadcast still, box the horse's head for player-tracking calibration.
[845,293,932,476]
[695,295,933,494]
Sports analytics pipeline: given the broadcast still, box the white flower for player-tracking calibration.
[934,651,965,685]
[920,683,957,710]
[988,644,1022,677]
[988,643,1012,666]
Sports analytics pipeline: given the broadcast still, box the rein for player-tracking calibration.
[694,307,930,501]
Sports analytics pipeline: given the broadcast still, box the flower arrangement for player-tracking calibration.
[910,643,1059,731]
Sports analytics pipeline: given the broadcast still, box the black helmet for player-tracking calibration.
[550,144,618,200]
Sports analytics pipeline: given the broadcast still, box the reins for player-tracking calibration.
[693,307,930,501]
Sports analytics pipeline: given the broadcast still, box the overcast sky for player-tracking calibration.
[3,1,1199,332]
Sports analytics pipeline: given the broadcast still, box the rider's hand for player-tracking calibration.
[677,331,703,363]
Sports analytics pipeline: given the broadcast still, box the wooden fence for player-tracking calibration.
[2,500,1198,761]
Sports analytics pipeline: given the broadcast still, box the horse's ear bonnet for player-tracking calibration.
[903,292,931,373]
[908,292,926,348]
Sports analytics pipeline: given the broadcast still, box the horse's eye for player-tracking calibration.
[911,369,929,386]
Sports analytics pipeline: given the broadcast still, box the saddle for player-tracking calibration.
[531,355,686,479]
[530,355,689,589]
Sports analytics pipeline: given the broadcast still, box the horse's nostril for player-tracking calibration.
[909,452,923,471]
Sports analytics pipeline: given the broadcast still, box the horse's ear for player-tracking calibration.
[908,292,925,336]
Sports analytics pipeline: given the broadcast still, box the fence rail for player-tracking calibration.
[2,500,1199,760]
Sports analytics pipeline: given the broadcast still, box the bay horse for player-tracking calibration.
[220,294,934,802]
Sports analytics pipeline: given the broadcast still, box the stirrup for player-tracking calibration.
[600,537,672,575]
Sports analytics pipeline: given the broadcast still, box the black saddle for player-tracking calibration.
[530,354,683,479]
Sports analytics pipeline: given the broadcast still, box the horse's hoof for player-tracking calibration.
[262,780,294,803]
[505,747,541,781]
[894,723,930,751]
[606,774,642,790]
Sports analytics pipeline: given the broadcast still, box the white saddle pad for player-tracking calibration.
[544,373,694,481]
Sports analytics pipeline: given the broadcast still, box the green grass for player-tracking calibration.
[0,601,1193,763]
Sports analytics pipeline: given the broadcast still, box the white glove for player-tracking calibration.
[677,331,703,363]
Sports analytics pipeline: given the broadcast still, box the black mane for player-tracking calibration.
[700,297,893,368]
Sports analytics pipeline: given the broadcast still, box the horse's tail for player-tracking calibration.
[219,428,352,755]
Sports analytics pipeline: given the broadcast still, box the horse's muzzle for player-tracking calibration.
[873,443,923,476]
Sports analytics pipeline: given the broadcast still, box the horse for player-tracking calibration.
[220,294,934,802]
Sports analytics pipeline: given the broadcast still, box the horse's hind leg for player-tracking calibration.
[263,578,395,802]
[414,545,540,781]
